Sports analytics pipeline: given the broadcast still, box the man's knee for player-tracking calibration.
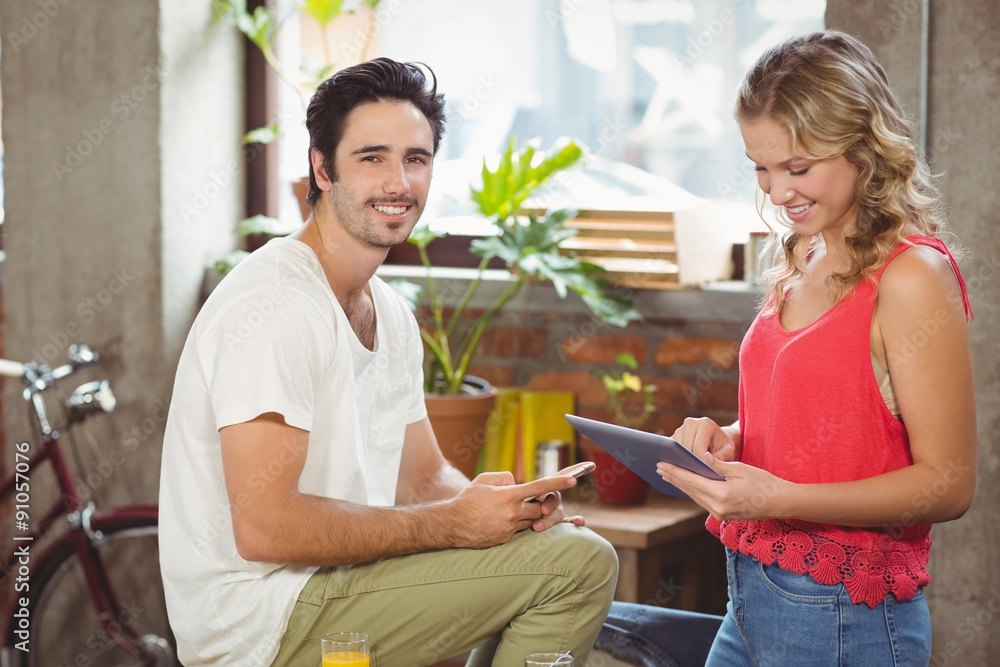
[575,528,619,594]
[537,525,619,594]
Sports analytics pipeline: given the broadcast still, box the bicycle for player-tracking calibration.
[1,344,176,666]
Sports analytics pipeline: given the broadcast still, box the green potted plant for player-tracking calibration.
[585,353,659,504]
[398,137,641,394]
[391,137,642,476]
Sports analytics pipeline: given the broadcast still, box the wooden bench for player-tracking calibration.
[565,490,728,614]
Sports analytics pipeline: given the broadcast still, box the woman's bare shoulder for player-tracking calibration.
[878,242,964,316]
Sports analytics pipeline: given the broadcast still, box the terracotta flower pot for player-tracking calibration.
[581,436,649,505]
[425,377,497,479]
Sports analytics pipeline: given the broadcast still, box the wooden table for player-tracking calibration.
[565,489,728,614]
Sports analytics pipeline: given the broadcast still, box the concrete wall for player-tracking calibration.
[0,0,241,510]
[827,2,1000,664]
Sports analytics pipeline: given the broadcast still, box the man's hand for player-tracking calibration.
[530,463,593,532]
[445,472,582,548]
[530,491,585,532]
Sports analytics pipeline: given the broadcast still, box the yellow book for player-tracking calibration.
[519,391,576,481]
[482,388,522,475]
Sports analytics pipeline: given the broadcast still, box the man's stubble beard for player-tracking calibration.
[328,181,424,250]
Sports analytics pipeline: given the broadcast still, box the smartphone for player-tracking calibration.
[531,461,596,502]
[563,461,596,479]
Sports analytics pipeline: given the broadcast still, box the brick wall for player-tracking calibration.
[453,302,747,437]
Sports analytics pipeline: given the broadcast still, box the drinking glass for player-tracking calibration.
[525,653,574,666]
[321,632,369,667]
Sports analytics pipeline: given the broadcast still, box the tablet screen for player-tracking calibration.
[565,414,725,500]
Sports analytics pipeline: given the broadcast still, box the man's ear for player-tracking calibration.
[310,147,333,193]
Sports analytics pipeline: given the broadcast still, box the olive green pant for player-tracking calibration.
[271,524,618,667]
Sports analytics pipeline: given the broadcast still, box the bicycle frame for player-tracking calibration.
[1,354,160,663]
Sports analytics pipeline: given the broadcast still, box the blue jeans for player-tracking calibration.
[707,549,931,666]
[596,602,723,666]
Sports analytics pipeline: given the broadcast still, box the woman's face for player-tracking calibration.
[741,116,860,241]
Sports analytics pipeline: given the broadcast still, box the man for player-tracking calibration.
[159,58,617,667]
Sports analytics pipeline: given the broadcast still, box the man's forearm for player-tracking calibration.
[232,472,575,567]
[397,461,469,505]
[234,491,457,567]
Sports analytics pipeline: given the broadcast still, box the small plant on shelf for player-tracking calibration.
[591,353,658,430]
[582,351,658,504]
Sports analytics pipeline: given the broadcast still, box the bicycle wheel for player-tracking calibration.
[17,517,177,667]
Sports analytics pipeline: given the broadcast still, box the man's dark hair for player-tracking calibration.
[305,58,446,206]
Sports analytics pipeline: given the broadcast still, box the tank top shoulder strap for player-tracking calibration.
[875,234,973,321]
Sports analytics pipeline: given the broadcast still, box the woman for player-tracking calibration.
[657,30,976,666]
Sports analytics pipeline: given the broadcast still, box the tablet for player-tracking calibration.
[564,414,725,500]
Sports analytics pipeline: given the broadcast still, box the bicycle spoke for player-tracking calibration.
[24,525,177,667]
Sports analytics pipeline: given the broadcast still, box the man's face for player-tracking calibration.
[326,100,435,249]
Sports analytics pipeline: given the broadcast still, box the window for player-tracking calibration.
[270,0,825,231]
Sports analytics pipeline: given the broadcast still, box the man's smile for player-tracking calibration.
[372,203,410,215]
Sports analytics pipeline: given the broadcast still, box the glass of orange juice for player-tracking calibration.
[525,653,574,666]
[321,632,370,667]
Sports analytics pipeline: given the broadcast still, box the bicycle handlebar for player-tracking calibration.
[3,345,109,438]
[0,344,98,384]
[49,362,82,381]
[0,358,25,378]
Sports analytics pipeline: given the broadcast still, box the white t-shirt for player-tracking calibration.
[158,238,427,666]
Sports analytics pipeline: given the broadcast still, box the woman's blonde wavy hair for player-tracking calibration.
[738,31,949,314]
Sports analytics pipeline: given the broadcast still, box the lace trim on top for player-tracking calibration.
[708,518,931,608]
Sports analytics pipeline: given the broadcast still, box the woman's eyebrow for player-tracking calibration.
[744,152,812,167]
